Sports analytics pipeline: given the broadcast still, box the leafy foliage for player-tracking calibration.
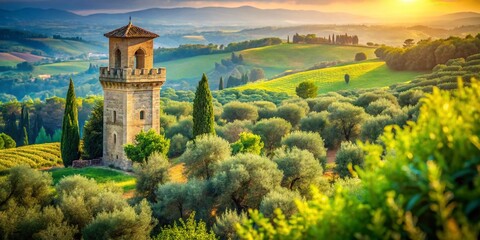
[295,81,318,99]
[328,102,366,141]
[272,148,323,195]
[236,79,480,239]
[181,134,231,180]
[231,132,264,155]
[211,153,283,212]
[124,129,170,163]
[154,213,217,240]
[134,152,170,202]
[82,100,103,159]
[253,118,292,153]
[281,131,327,168]
[334,141,364,178]
[82,200,156,240]
[221,101,259,122]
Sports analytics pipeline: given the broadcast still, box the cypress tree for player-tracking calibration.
[61,79,80,166]
[35,127,51,144]
[32,113,43,142]
[19,105,30,146]
[5,112,18,146]
[192,73,215,139]
[219,77,224,90]
[22,127,28,145]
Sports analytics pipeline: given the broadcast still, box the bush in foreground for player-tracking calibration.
[237,80,480,239]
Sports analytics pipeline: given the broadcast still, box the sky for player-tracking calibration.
[1,0,480,21]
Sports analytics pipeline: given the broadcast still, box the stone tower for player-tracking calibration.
[99,21,166,169]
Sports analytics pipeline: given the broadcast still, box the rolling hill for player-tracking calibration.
[236,61,422,95]
[156,43,377,88]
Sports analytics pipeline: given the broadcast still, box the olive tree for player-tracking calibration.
[334,141,364,178]
[0,165,53,209]
[281,131,327,167]
[259,188,301,218]
[276,103,307,128]
[154,180,210,225]
[221,101,259,122]
[82,200,156,240]
[213,209,247,240]
[272,148,323,195]
[56,175,128,229]
[361,115,393,142]
[299,111,329,133]
[180,134,231,180]
[210,153,283,212]
[216,120,253,143]
[134,152,170,202]
[327,102,366,141]
[252,101,277,120]
[253,118,292,153]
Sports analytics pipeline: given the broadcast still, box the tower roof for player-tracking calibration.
[104,21,159,38]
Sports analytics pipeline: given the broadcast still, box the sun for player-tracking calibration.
[402,0,416,3]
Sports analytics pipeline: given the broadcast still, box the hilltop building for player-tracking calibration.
[99,21,166,169]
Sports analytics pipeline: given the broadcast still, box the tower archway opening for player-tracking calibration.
[134,49,145,69]
[114,49,121,68]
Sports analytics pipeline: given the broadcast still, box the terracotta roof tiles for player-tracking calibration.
[104,22,159,38]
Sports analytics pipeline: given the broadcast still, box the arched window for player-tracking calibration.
[140,110,145,120]
[113,111,116,123]
[114,49,121,68]
[134,49,145,69]
[113,133,117,144]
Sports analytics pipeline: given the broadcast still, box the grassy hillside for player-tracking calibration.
[156,44,376,82]
[156,53,230,80]
[0,143,62,171]
[241,44,377,77]
[34,61,93,75]
[236,61,422,95]
[0,38,105,63]
[49,167,136,192]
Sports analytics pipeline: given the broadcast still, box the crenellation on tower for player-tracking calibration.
[100,21,165,169]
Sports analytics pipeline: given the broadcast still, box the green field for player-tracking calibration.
[156,53,230,80]
[156,44,376,81]
[236,61,422,95]
[241,44,377,77]
[0,143,62,172]
[48,167,136,192]
[33,59,108,75]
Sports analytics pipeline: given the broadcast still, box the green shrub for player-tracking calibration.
[168,134,189,157]
[272,148,323,195]
[134,152,170,201]
[213,209,247,240]
[231,132,264,155]
[354,52,367,61]
[221,101,259,122]
[237,79,480,239]
[295,81,318,99]
[334,141,364,178]
[154,213,217,240]
[252,118,292,153]
[124,129,170,163]
[281,131,326,168]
